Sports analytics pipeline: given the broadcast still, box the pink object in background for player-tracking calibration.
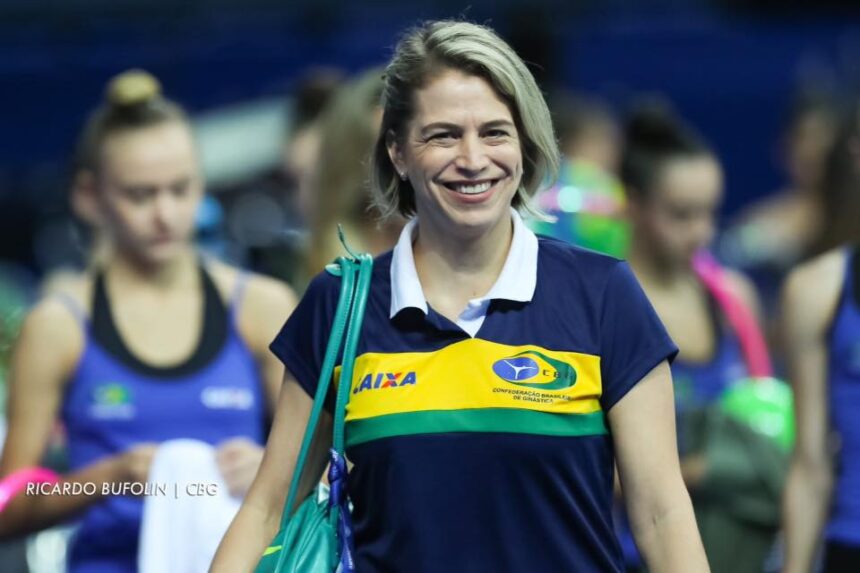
[692,250,773,378]
[0,467,60,513]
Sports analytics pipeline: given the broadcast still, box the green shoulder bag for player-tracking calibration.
[255,247,373,573]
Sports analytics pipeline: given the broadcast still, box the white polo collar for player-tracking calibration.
[389,208,538,320]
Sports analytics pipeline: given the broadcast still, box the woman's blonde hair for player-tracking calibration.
[76,69,189,173]
[371,20,560,220]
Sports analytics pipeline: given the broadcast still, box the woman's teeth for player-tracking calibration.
[452,181,492,194]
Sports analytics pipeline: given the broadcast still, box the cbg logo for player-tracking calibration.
[353,371,417,394]
[492,351,576,390]
[89,383,135,420]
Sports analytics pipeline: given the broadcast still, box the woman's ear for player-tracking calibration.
[71,170,103,226]
[386,129,407,180]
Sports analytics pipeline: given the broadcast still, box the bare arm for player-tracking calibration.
[781,251,843,573]
[610,361,710,573]
[210,370,331,573]
[0,299,152,538]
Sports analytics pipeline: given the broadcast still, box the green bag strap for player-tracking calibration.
[333,254,373,453]
[328,253,374,532]
[278,256,358,528]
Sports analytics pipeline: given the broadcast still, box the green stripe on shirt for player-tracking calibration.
[346,408,607,447]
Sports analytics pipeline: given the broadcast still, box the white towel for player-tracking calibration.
[138,439,241,573]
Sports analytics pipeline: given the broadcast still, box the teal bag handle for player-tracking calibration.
[277,256,357,529]
[334,254,373,454]
[265,237,373,573]
[328,253,373,540]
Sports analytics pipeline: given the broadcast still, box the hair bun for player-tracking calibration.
[106,69,162,108]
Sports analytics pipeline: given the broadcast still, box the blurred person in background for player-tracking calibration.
[0,69,296,572]
[0,264,36,573]
[719,93,839,341]
[284,67,345,222]
[531,92,629,258]
[553,91,622,173]
[782,103,860,573]
[303,68,404,283]
[225,68,343,288]
[805,103,860,259]
[722,92,838,271]
[618,103,781,573]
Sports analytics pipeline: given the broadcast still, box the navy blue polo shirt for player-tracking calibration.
[271,233,677,573]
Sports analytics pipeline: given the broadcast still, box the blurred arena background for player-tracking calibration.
[2,0,860,275]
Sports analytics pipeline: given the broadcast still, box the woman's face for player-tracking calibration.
[632,155,723,268]
[388,68,523,239]
[96,121,203,266]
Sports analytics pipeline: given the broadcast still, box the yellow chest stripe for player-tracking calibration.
[335,338,602,422]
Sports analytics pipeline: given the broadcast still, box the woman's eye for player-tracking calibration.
[669,207,696,221]
[125,187,153,202]
[429,132,455,141]
[486,129,508,138]
[171,180,191,196]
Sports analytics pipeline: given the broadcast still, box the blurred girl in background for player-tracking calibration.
[303,68,404,282]
[782,103,860,573]
[722,93,839,272]
[530,92,629,258]
[0,70,295,572]
[619,104,777,573]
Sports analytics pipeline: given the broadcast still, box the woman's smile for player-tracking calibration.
[438,176,509,204]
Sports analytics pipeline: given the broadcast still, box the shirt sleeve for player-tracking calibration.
[598,261,678,411]
[269,271,341,405]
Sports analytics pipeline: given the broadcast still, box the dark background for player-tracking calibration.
[2,0,859,271]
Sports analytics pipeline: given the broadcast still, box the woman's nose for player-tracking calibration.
[454,133,490,174]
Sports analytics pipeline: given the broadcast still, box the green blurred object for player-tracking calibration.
[695,389,792,572]
[531,159,630,258]
[720,376,795,452]
[0,266,35,416]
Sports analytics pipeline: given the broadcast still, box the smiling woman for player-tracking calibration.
[371,23,558,223]
[212,20,709,573]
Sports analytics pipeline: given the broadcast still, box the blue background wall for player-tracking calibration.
[1,2,859,267]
